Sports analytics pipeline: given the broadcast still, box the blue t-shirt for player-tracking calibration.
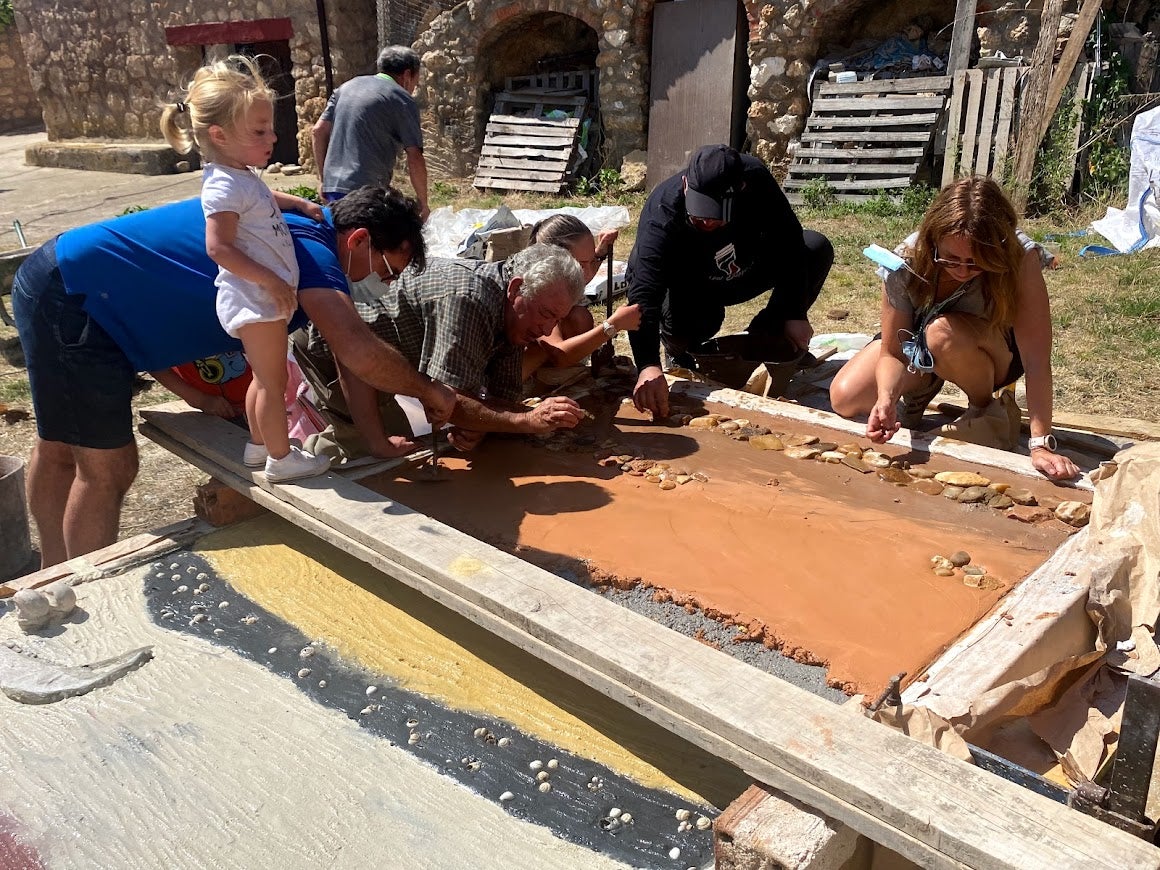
[55,198,347,372]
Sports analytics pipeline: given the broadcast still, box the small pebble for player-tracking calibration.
[677,820,691,832]
[500,791,515,802]
[190,613,206,624]
[217,601,229,609]
[366,686,378,696]
[359,705,375,716]
[171,573,182,582]
[538,782,552,793]
[176,585,189,593]
[169,562,180,570]
[957,485,990,504]
[963,565,985,576]
[986,493,1014,509]
[669,847,681,860]
[473,727,487,738]
[907,468,936,479]
[675,808,691,821]
[529,760,544,771]
[933,567,956,577]
[213,628,224,636]
[608,807,622,818]
[196,583,210,593]
[1056,501,1091,528]
[784,446,821,460]
[195,572,208,581]
[547,759,558,770]
[620,812,632,824]
[268,647,278,655]
[300,647,315,659]
[692,471,709,482]
[408,732,421,745]
[318,680,327,688]
[536,771,550,782]
[408,718,420,728]
[297,668,311,678]
[877,467,912,484]
[696,816,712,830]
[659,480,677,490]
[941,485,964,500]
[949,551,971,567]
[819,450,845,463]
[930,555,954,570]
[497,737,511,748]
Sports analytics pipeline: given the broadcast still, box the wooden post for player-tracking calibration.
[1043,0,1104,134]
[1011,0,1065,211]
[946,0,979,76]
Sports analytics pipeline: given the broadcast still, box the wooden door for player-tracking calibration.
[646,0,747,189]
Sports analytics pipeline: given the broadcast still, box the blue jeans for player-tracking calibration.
[12,238,136,448]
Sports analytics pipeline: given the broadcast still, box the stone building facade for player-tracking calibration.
[11,0,377,166]
[0,21,40,133]
[9,0,1160,175]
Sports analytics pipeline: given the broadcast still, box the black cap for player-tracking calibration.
[684,144,743,221]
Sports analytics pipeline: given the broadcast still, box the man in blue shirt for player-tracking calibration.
[12,187,454,569]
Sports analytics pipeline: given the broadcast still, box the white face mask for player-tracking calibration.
[347,245,397,304]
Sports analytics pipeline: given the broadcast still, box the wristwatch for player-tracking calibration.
[601,321,619,340]
[1028,433,1058,451]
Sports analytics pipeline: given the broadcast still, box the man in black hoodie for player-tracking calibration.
[626,144,833,416]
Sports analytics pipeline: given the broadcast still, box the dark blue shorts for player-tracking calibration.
[12,238,136,449]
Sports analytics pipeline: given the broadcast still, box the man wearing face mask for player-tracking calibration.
[12,185,456,569]
[293,243,589,460]
[626,144,834,418]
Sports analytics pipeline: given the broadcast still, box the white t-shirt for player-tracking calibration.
[201,163,299,296]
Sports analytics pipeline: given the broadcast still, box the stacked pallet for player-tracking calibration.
[473,71,593,194]
[785,76,951,203]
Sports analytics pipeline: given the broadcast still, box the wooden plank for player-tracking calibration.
[1011,0,1065,209]
[947,0,979,75]
[784,176,915,190]
[494,92,588,107]
[793,146,927,160]
[811,96,946,113]
[942,70,967,185]
[991,67,1018,178]
[484,122,582,137]
[1043,0,1103,142]
[489,114,580,129]
[789,162,922,175]
[473,177,566,192]
[479,144,573,159]
[816,76,951,97]
[0,517,209,598]
[787,192,902,205]
[976,70,1002,175]
[808,113,942,128]
[800,130,934,143]
[482,133,576,148]
[960,69,985,179]
[477,155,570,172]
[468,165,566,182]
[139,404,1145,868]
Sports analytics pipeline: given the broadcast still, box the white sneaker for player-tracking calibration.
[244,439,302,468]
[263,446,331,482]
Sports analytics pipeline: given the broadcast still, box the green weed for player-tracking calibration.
[280,184,321,203]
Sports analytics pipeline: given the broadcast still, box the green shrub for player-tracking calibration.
[280,184,321,203]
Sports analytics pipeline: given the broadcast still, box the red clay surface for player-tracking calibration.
[365,398,1080,697]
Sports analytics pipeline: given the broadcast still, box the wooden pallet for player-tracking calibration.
[505,70,595,97]
[941,67,1020,185]
[785,76,951,203]
[474,97,586,193]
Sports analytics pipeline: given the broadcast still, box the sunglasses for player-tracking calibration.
[932,246,982,272]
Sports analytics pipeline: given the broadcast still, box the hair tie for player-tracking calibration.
[175,101,186,114]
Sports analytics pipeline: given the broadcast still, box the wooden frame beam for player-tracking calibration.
[139,403,1155,868]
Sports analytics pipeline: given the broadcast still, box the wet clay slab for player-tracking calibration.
[365,400,1080,697]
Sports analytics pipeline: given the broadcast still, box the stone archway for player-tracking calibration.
[414,0,650,177]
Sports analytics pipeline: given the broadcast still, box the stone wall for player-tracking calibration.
[0,22,40,132]
[413,0,1121,177]
[11,0,375,169]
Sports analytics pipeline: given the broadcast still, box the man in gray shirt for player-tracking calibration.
[311,46,429,220]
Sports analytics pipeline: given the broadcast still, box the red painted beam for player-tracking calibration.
[165,18,293,47]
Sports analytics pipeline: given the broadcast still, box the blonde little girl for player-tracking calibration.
[162,55,330,482]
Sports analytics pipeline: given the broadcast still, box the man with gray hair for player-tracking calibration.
[292,244,587,457]
[311,46,429,219]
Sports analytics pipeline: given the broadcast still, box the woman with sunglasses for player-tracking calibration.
[829,176,1079,481]
[520,214,641,380]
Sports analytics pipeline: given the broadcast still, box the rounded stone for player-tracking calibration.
[907,468,937,479]
[963,565,986,576]
[913,479,944,496]
[941,485,964,499]
[949,551,971,567]
[877,467,913,485]
[933,567,956,577]
[749,434,785,450]
[784,446,821,460]
[957,486,990,503]
[935,471,991,487]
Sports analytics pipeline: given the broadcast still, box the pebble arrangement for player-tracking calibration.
[928,549,1003,591]
[149,552,718,868]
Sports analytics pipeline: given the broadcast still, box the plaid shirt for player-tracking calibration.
[298,257,524,403]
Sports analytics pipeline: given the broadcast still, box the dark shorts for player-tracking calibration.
[12,238,136,449]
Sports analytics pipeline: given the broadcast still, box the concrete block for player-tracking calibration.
[24,140,200,175]
[193,479,265,527]
[715,784,863,870]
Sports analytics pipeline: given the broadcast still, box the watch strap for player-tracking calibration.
[601,320,618,339]
[1028,434,1057,451]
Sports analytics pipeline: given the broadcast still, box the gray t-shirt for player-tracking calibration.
[320,73,423,195]
[880,230,1051,322]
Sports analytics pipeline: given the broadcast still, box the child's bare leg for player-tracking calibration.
[244,376,262,445]
[237,321,291,460]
